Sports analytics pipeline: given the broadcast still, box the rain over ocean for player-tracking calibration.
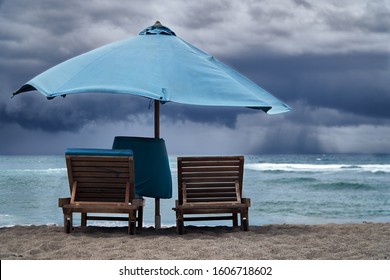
[1,154,389,228]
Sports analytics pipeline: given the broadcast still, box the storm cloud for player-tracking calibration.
[1,0,389,155]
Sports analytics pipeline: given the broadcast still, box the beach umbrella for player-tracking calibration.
[13,21,291,228]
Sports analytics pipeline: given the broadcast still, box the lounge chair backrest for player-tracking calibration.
[177,156,244,206]
[65,149,135,204]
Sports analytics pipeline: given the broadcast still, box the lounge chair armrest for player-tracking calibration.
[58,197,71,207]
[242,198,251,207]
[172,200,180,210]
[131,198,145,208]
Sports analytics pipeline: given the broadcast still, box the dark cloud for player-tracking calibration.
[3,93,149,132]
[3,91,248,133]
[225,52,390,121]
[322,1,390,34]
[1,0,390,154]
[361,2,390,33]
[258,125,322,154]
[161,103,247,129]
[292,0,312,9]
[173,0,233,30]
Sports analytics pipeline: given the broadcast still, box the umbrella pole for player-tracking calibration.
[154,100,161,229]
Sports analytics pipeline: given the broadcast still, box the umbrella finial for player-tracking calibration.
[139,21,176,36]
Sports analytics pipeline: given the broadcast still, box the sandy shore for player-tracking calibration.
[0,223,389,260]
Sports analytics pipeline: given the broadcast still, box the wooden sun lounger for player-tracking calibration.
[173,156,250,234]
[58,149,144,235]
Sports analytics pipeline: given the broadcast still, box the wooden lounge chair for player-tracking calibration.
[58,148,144,235]
[173,156,250,234]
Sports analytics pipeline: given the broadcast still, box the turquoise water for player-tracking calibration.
[0,154,389,227]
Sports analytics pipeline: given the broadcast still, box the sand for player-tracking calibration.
[0,223,389,260]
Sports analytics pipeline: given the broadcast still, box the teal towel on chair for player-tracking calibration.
[112,136,172,199]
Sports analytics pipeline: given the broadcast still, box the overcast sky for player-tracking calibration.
[1,0,389,155]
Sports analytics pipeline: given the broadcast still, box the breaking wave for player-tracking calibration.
[245,163,390,173]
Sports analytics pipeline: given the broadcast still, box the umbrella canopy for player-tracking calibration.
[13,21,291,114]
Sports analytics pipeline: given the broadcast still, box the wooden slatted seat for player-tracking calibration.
[173,156,250,234]
[58,148,144,235]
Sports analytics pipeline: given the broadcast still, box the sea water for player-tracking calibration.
[0,154,389,228]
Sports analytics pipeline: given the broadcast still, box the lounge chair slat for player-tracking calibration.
[73,177,130,183]
[77,192,126,197]
[74,196,125,201]
[72,166,130,172]
[187,194,237,199]
[184,182,236,188]
[72,161,129,167]
[181,178,239,183]
[77,188,125,198]
[181,161,241,167]
[182,172,239,178]
[181,166,240,172]
[187,197,238,202]
[72,171,130,178]
[76,182,125,187]
[186,187,236,193]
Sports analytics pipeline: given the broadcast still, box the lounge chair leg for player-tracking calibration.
[175,209,185,234]
[65,219,71,233]
[63,211,73,233]
[242,218,249,231]
[64,213,72,233]
[241,211,249,231]
[177,220,185,235]
[69,213,74,232]
[128,213,136,235]
[81,213,87,227]
[137,207,143,232]
[233,213,238,227]
[129,221,136,235]
[63,215,68,233]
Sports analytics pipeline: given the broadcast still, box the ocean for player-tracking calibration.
[0,154,389,228]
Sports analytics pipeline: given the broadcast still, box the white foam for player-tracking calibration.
[245,163,390,173]
[1,168,66,173]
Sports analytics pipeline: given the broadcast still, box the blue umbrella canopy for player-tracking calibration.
[14,21,291,114]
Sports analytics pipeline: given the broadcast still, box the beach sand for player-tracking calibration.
[0,223,389,260]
